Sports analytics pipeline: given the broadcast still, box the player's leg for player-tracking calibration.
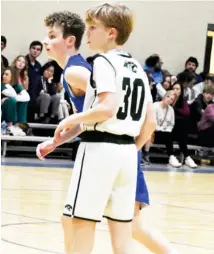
[61,142,121,254]
[61,216,96,254]
[132,152,179,253]
[108,220,133,254]
[61,143,97,254]
[105,144,137,254]
[133,203,178,254]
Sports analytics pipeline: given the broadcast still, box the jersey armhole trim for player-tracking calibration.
[95,55,116,76]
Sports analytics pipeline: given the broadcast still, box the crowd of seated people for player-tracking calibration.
[1,37,72,135]
[141,54,214,168]
[1,36,214,167]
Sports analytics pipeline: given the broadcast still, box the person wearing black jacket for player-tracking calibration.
[1,36,9,73]
[190,85,214,123]
[36,62,60,123]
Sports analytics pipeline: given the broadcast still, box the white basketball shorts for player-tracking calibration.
[63,141,137,222]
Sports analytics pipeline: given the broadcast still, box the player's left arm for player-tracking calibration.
[135,102,156,150]
[54,57,117,142]
[135,74,157,150]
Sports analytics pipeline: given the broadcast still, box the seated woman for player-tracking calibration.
[1,67,30,135]
[171,82,198,168]
[176,70,196,104]
[35,62,61,123]
[143,91,182,167]
[11,55,29,90]
[197,104,214,147]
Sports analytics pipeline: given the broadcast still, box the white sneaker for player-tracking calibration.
[168,155,182,168]
[14,126,26,136]
[185,156,198,168]
[7,125,20,136]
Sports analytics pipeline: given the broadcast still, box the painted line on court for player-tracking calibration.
[2,188,214,196]
[2,161,214,173]
[2,221,213,252]
[161,203,214,214]
[1,211,59,223]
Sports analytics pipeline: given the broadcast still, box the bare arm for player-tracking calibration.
[54,57,117,141]
[65,66,90,94]
[135,102,157,150]
[22,74,29,90]
[55,124,83,147]
[54,91,116,142]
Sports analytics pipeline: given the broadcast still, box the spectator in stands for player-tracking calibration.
[143,91,182,167]
[1,67,30,135]
[192,75,214,100]
[35,62,60,124]
[26,40,43,122]
[177,70,196,103]
[11,55,29,90]
[144,54,164,84]
[171,75,177,85]
[171,82,198,168]
[48,60,63,83]
[190,85,214,123]
[184,56,202,84]
[156,75,172,100]
[198,104,214,147]
[1,35,9,73]
[56,81,70,120]
[144,54,171,102]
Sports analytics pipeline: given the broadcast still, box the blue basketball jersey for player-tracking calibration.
[62,54,92,113]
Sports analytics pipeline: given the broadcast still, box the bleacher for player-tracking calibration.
[1,123,213,163]
[1,123,80,157]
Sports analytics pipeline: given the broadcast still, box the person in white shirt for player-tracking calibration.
[146,91,182,167]
[192,75,214,101]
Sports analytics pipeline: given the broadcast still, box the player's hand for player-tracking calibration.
[36,139,56,160]
[54,119,72,143]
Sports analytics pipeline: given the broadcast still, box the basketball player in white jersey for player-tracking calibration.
[37,5,178,254]
[51,3,156,254]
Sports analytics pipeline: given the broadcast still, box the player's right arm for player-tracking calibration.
[64,66,91,94]
[36,124,83,160]
[36,65,90,160]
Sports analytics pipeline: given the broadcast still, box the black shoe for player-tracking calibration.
[50,116,58,124]
[143,155,150,165]
[42,117,51,124]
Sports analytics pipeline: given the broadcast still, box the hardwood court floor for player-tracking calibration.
[1,164,214,254]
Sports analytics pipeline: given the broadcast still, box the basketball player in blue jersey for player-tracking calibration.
[37,8,178,254]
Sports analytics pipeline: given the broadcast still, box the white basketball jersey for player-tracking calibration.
[84,50,152,137]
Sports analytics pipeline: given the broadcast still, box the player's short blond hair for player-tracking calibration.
[86,3,134,45]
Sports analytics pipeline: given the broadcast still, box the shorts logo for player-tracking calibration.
[65,204,72,211]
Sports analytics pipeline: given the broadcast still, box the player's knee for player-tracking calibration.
[112,239,133,254]
[111,242,125,254]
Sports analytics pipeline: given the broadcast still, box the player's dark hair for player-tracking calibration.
[45,11,85,49]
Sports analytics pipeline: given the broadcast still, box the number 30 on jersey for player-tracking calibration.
[117,77,145,121]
